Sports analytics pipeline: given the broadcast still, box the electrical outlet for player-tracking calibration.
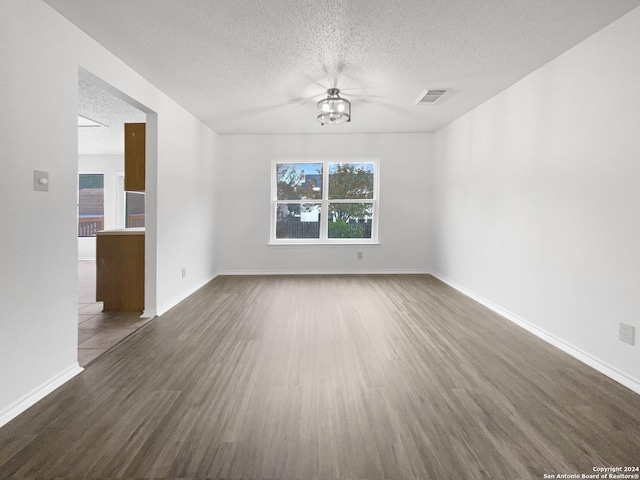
[619,323,635,346]
[357,252,363,260]
[181,267,187,278]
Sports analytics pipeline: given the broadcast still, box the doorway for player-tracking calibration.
[76,70,155,366]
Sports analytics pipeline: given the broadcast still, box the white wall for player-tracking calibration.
[2,0,636,430]
[216,134,432,274]
[78,155,124,260]
[432,7,640,390]
[154,112,218,315]
[0,0,218,424]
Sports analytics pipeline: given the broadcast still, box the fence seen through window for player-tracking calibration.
[78,174,104,237]
[273,160,377,242]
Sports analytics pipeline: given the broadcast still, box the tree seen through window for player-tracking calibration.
[273,161,377,241]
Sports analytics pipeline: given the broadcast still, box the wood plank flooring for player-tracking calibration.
[1,275,639,479]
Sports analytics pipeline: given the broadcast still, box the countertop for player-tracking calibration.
[96,228,145,236]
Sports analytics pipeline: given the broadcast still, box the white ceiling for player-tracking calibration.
[78,77,146,155]
[49,0,640,135]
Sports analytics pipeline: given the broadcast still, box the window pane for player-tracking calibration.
[328,203,373,239]
[276,203,321,239]
[126,192,145,228]
[328,163,374,200]
[78,174,104,237]
[276,163,323,200]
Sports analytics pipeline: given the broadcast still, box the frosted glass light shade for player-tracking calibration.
[317,88,350,125]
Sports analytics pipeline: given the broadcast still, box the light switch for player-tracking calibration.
[34,170,49,192]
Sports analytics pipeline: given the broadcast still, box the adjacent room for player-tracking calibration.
[1,1,639,478]
[76,75,152,366]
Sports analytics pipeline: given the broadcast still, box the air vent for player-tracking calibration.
[413,89,447,105]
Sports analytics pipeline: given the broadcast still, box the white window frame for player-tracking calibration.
[270,158,380,245]
[115,172,125,229]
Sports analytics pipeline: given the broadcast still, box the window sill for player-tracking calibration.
[268,241,380,247]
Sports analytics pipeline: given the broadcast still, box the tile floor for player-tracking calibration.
[78,260,153,367]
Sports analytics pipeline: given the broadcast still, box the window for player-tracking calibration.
[78,174,104,237]
[271,159,378,243]
[125,191,145,228]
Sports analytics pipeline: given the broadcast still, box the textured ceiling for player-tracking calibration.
[48,0,640,135]
[78,77,145,155]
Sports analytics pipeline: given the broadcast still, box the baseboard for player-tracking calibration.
[0,363,84,429]
[215,269,431,276]
[430,271,640,395]
[155,273,218,317]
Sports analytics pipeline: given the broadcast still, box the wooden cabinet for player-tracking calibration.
[124,123,145,192]
[96,229,145,312]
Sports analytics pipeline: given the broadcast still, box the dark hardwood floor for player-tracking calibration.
[1,275,639,479]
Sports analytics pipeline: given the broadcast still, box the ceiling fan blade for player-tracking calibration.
[354,97,417,115]
[319,62,349,89]
[302,73,330,91]
[346,93,386,100]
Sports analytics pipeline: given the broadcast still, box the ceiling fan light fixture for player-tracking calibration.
[317,88,350,125]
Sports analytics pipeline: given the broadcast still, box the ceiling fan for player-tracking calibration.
[214,63,398,127]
